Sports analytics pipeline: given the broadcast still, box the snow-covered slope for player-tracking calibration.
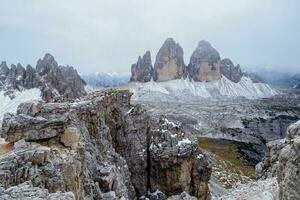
[125,76,278,101]
[0,88,41,119]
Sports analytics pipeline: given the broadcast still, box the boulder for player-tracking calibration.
[188,40,221,82]
[130,51,153,82]
[154,38,186,81]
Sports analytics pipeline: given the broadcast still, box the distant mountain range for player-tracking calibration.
[253,69,300,89]
[81,72,130,88]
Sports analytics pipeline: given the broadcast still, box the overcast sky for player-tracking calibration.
[0,0,299,74]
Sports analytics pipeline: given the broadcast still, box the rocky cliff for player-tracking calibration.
[130,51,153,82]
[153,38,186,81]
[187,40,221,82]
[255,120,300,200]
[0,89,211,200]
[277,121,300,200]
[0,53,86,102]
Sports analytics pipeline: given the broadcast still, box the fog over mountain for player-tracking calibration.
[1,0,300,74]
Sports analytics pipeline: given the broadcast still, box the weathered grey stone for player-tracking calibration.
[286,120,300,141]
[149,116,211,200]
[277,120,300,200]
[17,100,43,116]
[0,181,75,200]
[167,192,197,200]
[149,190,167,200]
[60,126,81,148]
[255,139,287,179]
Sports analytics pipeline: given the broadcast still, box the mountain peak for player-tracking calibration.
[197,40,212,49]
[153,38,185,81]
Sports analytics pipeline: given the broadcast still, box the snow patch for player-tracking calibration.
[197,154,204,159]
[0,88,42,120]
[176,138,192,146]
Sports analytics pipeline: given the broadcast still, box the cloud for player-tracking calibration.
[0,0,299,73]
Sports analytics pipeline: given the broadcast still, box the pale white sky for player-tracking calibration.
[0,0,299,74]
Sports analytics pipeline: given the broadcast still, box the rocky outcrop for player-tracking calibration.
[0,89,211,199]
[0,53,86,101]
[255,139,286,179]
[187,40,221,82]
[130,51,153,82]
[255,120,300,199]
[149,116,211,200]
[153,38,186,81]
[277,120,300,200]
[220,59,243,83]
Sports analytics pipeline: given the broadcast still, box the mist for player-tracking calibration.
[0,0,299,74]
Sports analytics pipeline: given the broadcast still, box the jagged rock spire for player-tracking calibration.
[220,58,243,83]
[130,50,153,82]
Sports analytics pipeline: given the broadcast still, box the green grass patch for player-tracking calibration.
[198,137,256,188]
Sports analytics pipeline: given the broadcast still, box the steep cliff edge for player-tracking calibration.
[0,89,211,200]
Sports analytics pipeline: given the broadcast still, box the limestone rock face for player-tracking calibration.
[0,90,211,200]
[188,40,221,82]
[154,38,186,81]
[0,53,87,102]
[255,139,286,179]
[277,120,300,200]
[220,59,243,83]
[130,51,153,82]
[149,116,211,200]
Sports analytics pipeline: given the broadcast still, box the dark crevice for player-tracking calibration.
[190,164,195,196]
[146,125,152,195]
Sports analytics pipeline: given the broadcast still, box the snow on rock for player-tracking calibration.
[126,76,278,101]
[0,88,41,120]
[218,178,279,200]
[176,138,192,147]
